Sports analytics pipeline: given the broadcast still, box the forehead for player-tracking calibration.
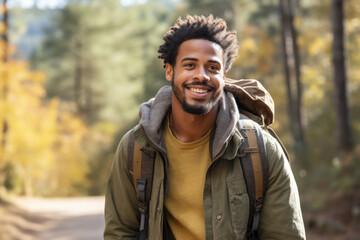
[176,39,224,64]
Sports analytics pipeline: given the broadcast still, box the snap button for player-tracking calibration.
[216,214,222,220]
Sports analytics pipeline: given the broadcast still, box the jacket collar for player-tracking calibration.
[136,86,244,160]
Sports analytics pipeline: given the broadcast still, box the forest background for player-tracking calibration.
[0,0,359,237]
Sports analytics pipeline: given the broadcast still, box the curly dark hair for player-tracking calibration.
[158,15,238,72]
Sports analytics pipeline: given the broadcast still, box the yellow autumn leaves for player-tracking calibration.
[0,43,98,196]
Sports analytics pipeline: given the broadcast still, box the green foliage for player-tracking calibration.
[31,0,133,124]
[122,0,175,101]
[24,0,177,196]
[184,0,236,28]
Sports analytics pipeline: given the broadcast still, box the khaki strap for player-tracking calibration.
[133,140,142,192]
[244,121,263,200]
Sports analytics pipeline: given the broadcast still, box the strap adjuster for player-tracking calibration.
[254,197,264,212]
[137,179,147,232]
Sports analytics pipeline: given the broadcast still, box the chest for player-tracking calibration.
[148,153,250,240]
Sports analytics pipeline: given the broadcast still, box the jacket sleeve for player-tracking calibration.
[104,130,140,239]
[258,131,306,240]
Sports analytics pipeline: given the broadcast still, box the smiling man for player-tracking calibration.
[104,15,306,240]
[167,39,224,115]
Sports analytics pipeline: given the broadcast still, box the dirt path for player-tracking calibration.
[7,196,105,240]
[3,195,359,240]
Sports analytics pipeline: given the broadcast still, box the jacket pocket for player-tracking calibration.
[227,178,249,240]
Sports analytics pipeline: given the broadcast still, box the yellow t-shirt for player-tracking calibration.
[163,115,212,240]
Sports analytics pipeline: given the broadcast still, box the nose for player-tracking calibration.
[193,66,210,82]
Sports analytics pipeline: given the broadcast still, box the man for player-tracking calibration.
[104,15,306,239]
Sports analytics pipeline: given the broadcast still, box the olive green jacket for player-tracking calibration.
[104,86,306,240]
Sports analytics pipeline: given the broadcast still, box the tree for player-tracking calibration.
[0,46,97,196]
[1,0,8,63]
[36,2,103,124]
[136,1,175,101]
[0,0,9,190]
[279,0,305,151]
[32,0,170,125]
[184,0,236,28]
[331,0,352,154]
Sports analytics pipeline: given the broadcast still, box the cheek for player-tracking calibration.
[215,77,225,89]
[173,73,188,85]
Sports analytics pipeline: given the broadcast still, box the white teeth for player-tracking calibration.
[190,88,208,93]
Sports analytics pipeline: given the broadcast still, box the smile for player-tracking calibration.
[189,88,209,93]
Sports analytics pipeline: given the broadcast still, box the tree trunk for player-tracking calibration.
[1,0,9,189]
[74,40,83,114]
[280,0,293,131]
[289,0,304,145]
[1,0,9,146]
[85,65,93,123]
[279,0,304,147]
[331,0,352,153]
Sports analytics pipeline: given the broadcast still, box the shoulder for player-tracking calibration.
[112,126,139,170]
[235,117,288,175]
[261,130,284,160]
[115,128,134,155]
[257,129,305,239]
[113,124,153,165]
[260,129,291,179]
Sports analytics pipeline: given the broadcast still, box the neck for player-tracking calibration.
[170,96,218,143]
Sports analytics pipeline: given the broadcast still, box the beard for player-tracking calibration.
[171,77,223,115]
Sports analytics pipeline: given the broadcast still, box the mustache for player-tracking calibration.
[183,81,215,90]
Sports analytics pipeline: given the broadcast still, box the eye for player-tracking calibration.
[184,63,195,68]
[208,65,220,71]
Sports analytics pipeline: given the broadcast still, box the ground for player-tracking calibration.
[0,196,104,240]
[0,194,359,239]
[303,190,360,240]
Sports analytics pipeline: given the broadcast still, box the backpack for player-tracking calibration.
[127,78,289,240]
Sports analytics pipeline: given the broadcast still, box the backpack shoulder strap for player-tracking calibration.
[127,129,156,240]
[238,118,269,239]
[239,108,291,163]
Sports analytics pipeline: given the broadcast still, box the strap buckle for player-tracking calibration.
[254,197,264,212]
[137,179,147,231]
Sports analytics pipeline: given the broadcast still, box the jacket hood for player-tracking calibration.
[138,86,241,159]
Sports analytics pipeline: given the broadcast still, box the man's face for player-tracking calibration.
[166,39,226,115]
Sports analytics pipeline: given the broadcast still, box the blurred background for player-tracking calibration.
[0,0,359,239]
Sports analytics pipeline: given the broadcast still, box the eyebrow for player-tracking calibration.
[208,60,221,65]
[181,57,198,62]
[181,57,222,65]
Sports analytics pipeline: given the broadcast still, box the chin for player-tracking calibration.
[182,102,214,115]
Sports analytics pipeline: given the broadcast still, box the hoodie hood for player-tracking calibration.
[138,86,241,159]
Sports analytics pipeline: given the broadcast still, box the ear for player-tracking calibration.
[165,63,174,82]
[220,72,227,88]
